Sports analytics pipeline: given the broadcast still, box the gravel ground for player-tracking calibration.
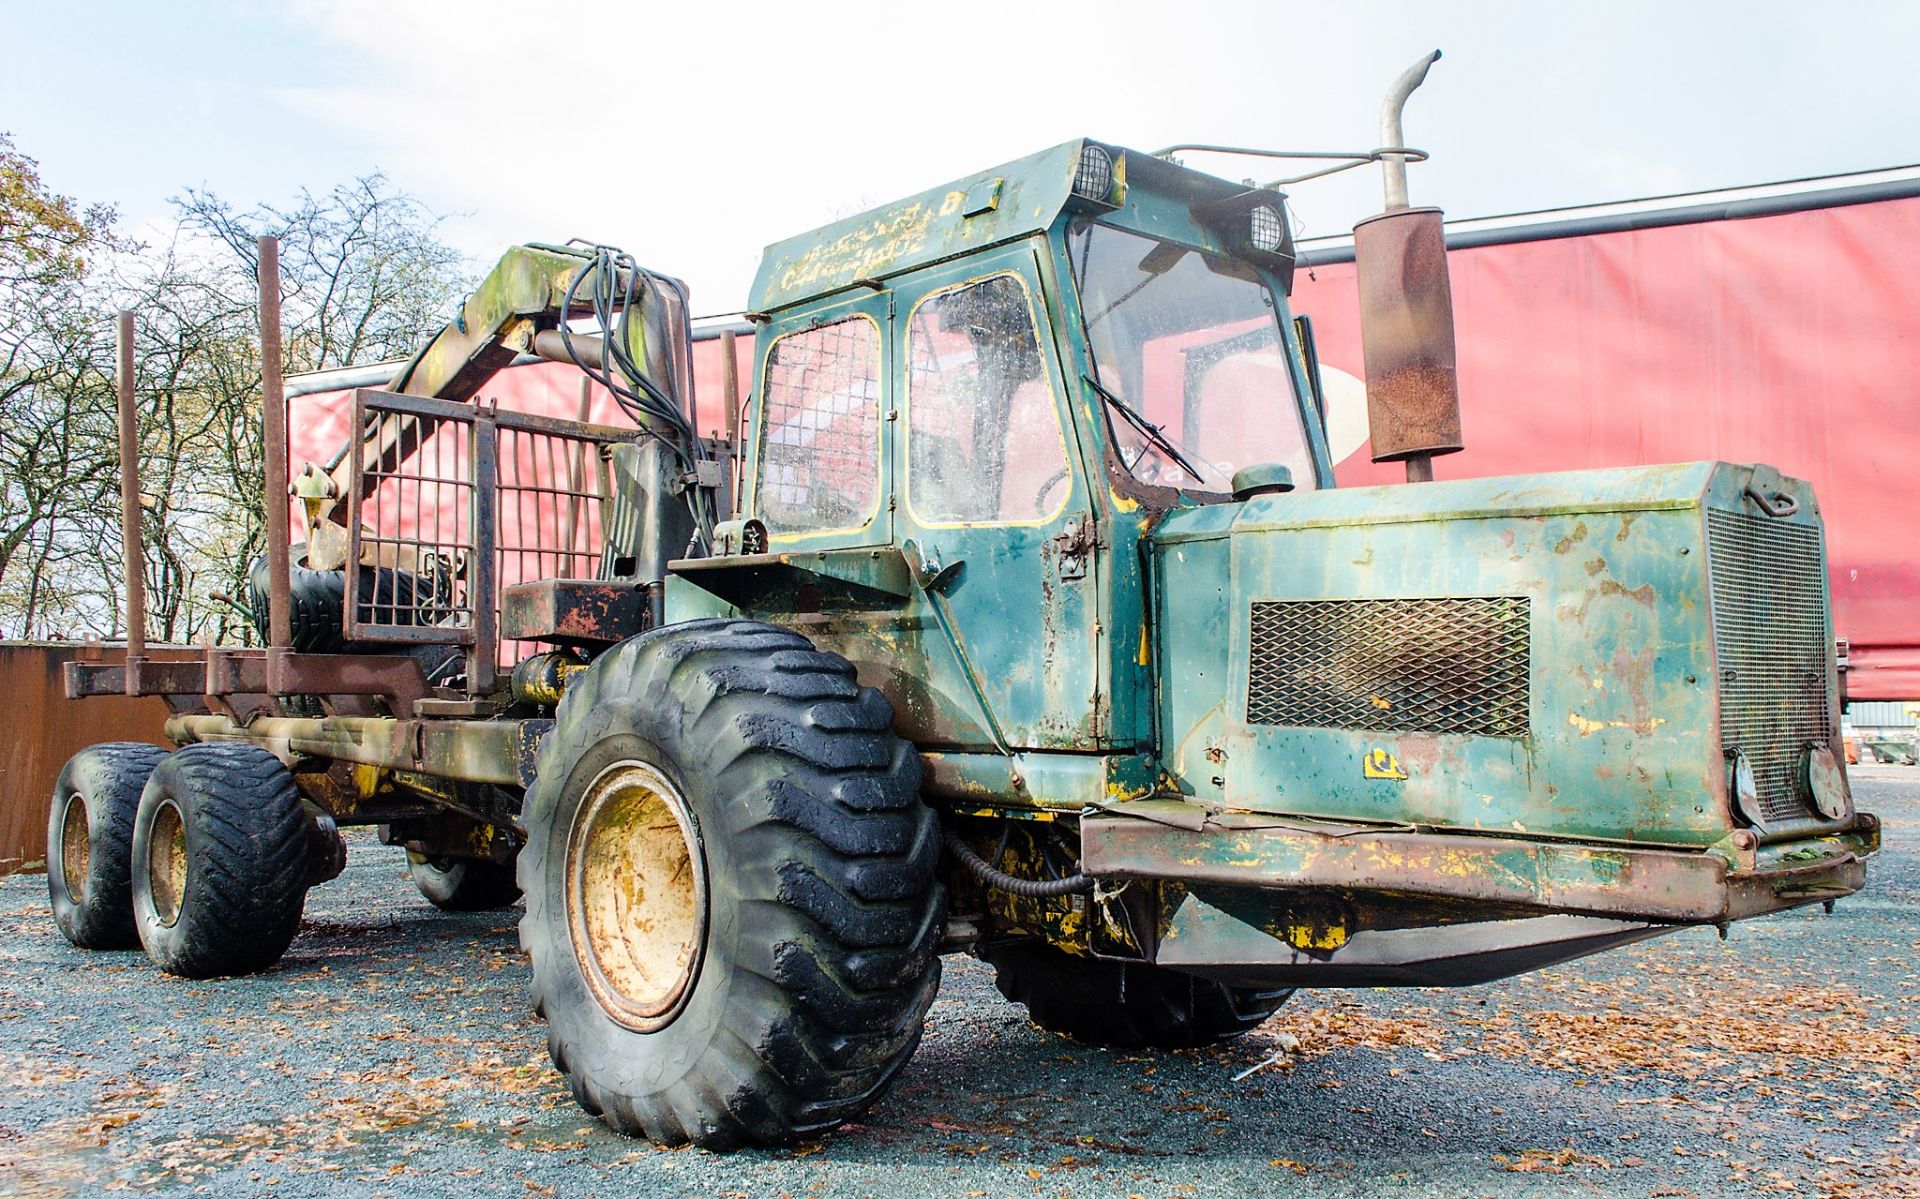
[2,768,1915,1199]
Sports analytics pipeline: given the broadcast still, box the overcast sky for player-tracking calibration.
[7,1,1915,315]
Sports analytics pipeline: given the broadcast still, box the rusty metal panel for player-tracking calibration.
[0,643,196,875]
[499,579,650,646]
[1083,801,1876,925]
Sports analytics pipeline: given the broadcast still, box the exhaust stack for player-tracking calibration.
[1354,50,1463,483]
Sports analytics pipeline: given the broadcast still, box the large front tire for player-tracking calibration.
[984,941,1292,1049]
[47,743,170,949]
[520,619,944,1149]
[130,743,312,978]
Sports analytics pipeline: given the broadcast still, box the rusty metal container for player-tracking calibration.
[1353,206,1464,464]
[0,642,192,874]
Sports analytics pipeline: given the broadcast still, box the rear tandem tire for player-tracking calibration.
[519,618,944,1149]
[984,941,1293,1049]
[47,742,170,950]
[130,743,313,979]
[408,853,521,911]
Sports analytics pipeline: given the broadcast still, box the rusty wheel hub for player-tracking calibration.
[565,761,706,1032]
[60,796,90,898]
[147,800,188,926]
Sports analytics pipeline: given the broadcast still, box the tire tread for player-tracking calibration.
[132,742,311,978]
[520,618,943,1149]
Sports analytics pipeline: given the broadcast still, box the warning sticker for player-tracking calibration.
[1363,748,1408,780]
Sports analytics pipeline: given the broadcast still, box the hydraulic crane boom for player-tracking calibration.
[315,242,694,528]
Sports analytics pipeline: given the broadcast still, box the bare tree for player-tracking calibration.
[0,134,121,637]
[174,174,471,371]
[0,143,476,643]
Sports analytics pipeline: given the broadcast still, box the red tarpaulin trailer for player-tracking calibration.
[287,166,1918,702]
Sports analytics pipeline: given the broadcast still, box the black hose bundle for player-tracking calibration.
[943,828,1094,897]
[558,244,718,553]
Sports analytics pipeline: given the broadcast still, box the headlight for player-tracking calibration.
[1249,204,1286,254]
[1072,144,1115,204]
[1728,747,1763,826]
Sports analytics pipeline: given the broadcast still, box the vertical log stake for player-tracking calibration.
[116,311,145,690]
[259,237,292,651]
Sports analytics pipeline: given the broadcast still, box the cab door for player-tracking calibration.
[888,241,1105,750]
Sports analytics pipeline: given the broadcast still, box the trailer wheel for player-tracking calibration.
[983,941,1292,1048]
[408,852,521,911]
[130,743,312,978]
[47,743,171,950]
[520,618,943,1149]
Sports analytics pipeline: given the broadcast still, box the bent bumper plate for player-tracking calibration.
[1082,802,1877,988]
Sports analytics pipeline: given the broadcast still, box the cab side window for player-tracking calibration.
[755,317,883,534]
[907,274,1071,524]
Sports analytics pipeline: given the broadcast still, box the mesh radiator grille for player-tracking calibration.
[1706,509,1831,823]
[1247,597,1532,736]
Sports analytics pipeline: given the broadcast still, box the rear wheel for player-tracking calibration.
[130,743,312,978]
[408,852,521,911]
[984,941,1292,1048]
[520,618,944,1148]
[47,743,170,949]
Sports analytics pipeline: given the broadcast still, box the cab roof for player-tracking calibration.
[747,138,1275,316]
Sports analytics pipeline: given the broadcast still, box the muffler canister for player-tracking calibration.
[1353,206,1463,464]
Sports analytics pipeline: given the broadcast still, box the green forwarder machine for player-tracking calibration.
[51,56,1876,1148]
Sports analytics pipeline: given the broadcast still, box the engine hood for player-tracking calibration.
[1148,462,1847,847]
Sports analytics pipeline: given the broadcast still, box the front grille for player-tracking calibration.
[1247,597,1531,736]
[1706,509,1832,823]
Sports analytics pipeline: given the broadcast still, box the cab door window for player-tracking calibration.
[906,274,1072,524]
[754,316,883,534]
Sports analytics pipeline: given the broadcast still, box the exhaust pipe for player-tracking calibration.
[1380,50,1441,212]
[1354,50,1463,484]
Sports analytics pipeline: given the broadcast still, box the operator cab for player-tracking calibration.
[671,140,1333,759]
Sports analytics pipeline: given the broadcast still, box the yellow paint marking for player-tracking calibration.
[1363,748,1408,780]
[1283,920,1349,951]
[1567,712,1668,736]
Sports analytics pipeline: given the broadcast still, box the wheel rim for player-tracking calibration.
[147,800,188,927]
[565,760,706,1031]
[60,796,90,899]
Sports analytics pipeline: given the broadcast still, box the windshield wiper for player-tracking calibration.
[1081,374,1206,484]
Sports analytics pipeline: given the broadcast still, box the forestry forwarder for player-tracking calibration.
[49,55,1875,1148]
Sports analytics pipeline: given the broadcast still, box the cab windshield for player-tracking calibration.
[1067,220,1316,496]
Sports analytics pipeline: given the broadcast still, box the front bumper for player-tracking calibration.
[1083,800,1877,925]
[1080,802,1876,988]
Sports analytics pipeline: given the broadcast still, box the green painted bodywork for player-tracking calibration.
[1152,461,1836,847]
[664,137,1873,973]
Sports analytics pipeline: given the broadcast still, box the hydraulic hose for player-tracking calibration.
[943,829,1094,897]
